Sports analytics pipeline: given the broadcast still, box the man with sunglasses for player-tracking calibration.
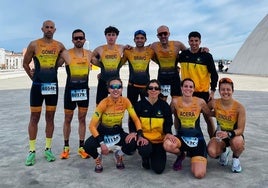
[150,25,187,101]
[91,26,126,105]
[23,20,66,166]
[58,29,92,160]
[120,30,155,131]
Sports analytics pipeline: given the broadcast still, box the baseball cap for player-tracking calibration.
[134,30,146,38]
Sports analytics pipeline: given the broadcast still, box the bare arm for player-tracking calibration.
[88,50,93,68]
[170,98,180,130]
[91,48,102,67]
[119,51,128,68]
[58,49,69,67]
[56,42,66,68]
[234,103,246,136]
[200,98,213,117]
[174,41,187,52]
[23,41,36,80]
[207,99,216,117]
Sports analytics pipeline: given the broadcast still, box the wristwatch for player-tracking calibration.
[227,132,232,139]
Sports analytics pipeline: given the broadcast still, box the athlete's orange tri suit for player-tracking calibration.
[64,49,91,112]
[173,97,207,159]
[121,47,155,104]
[96,45,122,104]
[214,99,243,146]
[30,39,63,112]
[154,41,181,97]
[84,96,142,159]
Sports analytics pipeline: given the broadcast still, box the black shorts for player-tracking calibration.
[193,92,209,103]
[96,78,109,104]
[30,82,58,107]
[127,84,146,105]
[176,128,207,157]
[178,136,207,158]
[158,74,181,97]
[64,87,89,110]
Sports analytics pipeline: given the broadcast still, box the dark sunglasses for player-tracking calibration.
[157,32,168,37]
[148,86,161,91]
[109,84,122,89]
[219,77,233,84]
[73,36,85,41]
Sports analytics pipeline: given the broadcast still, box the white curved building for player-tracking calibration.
[229,14,268,76]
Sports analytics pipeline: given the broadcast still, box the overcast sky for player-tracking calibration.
[0,0,267,59]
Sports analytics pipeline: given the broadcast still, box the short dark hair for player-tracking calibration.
[72,29,85,38]
[104,26,119,35]
[146,79,161,91]
[181,78,195,88]
[188,31,201,40]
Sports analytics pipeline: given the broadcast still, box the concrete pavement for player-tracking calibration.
[0,66,267,188]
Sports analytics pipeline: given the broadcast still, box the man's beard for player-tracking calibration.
[75,43,84,48]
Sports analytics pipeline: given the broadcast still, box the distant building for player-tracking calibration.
[0,48,24,70]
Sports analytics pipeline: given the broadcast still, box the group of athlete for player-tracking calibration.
[23,20,246,179]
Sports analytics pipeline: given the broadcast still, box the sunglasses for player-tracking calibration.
[73,36,85,41]
[109,84,122,89]
[148,86,161,91]
[219,77,233,84]
[157,32,168,37]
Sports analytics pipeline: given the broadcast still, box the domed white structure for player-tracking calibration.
[229,14,268,76]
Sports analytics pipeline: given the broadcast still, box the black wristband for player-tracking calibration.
[228,131,235,139]
[137,130,143,137]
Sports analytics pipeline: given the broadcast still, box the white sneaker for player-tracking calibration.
[219,147,230,166]
[232,158,242,173]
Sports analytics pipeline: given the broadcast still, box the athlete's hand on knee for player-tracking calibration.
[137,137,148,146]
[125,132,137,143]
[100,143,109,155]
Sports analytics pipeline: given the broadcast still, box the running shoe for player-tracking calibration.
[95,155,103,173]
[60,147,70,159]
[173,152,185,171]
[114,150,125,169]
[142,157,150,169]
[232,158,242,173]
[25,151,36,166]
[77,147,90,159]
[219,147,230,166]
[44,148,56,162]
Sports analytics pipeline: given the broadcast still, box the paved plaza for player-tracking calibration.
[0,66,267,188]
